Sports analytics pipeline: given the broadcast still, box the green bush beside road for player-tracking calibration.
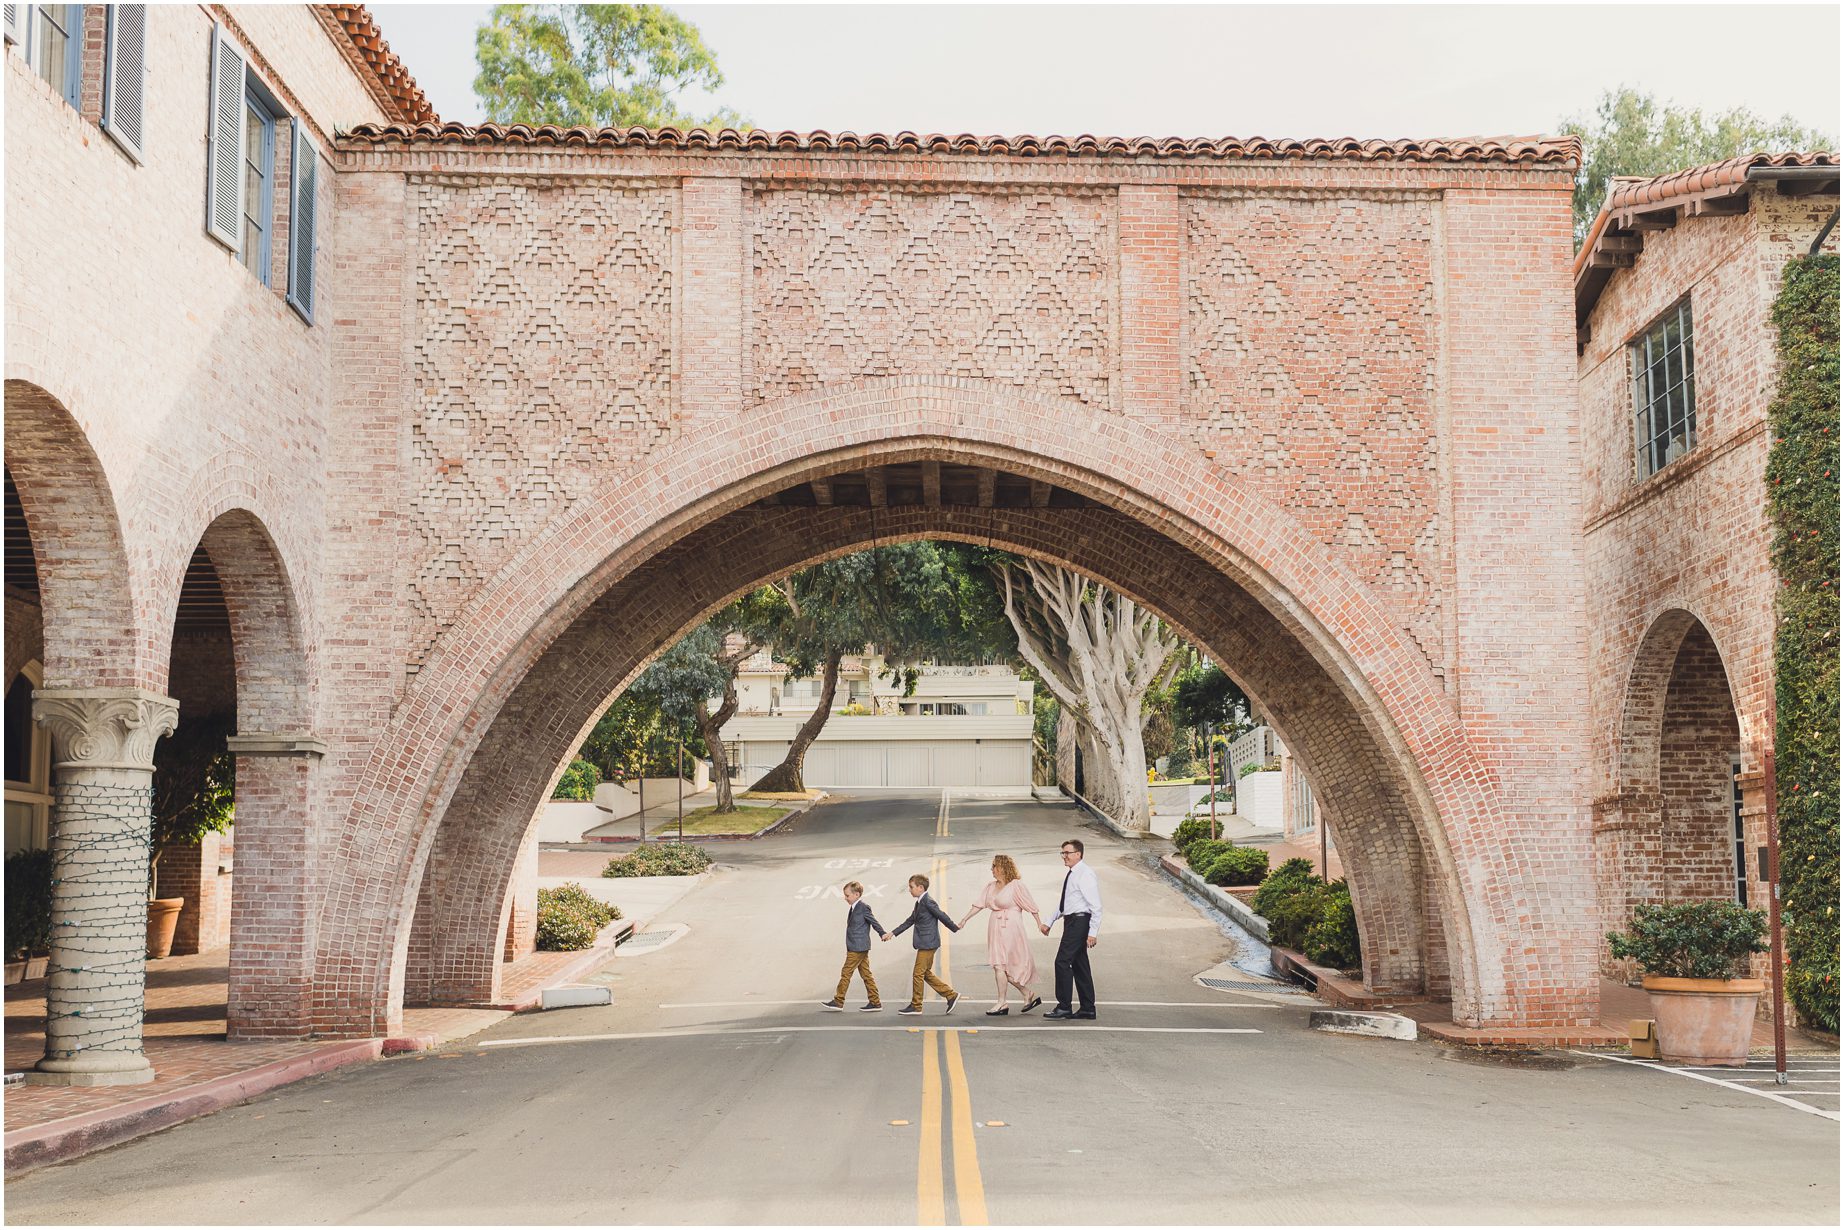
[602,842,714,878]
[535,882,622,951]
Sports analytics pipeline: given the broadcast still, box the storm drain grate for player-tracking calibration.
[1198,976,1306,995]
[615,924,688,954]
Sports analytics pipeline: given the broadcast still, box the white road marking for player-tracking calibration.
[479,1025,1263,1049]
[1573,1051,1843,1122]
[656,999,1284,1009]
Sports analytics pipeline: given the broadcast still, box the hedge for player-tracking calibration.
[602,842,713,878]
[535,882,622,952]
[1202,846,1269,888]
[1767,253,1840,1033]
[552,758,600,801]
[1302,882,1361,971]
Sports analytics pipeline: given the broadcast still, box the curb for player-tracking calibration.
[1157,854,1270,942]
[1310,1009,1418,1041]
[499,921,635,1012]
[586,798,819,844]
[4,1040,382,1174]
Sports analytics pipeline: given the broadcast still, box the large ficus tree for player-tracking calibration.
[1561,87,1832,247]
[998,558,1184,832]
[474,4,747,129]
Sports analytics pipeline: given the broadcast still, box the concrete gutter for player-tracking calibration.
[1157,854,1270,942]
[4,1040,382,1174]
[1066,789,1155,841]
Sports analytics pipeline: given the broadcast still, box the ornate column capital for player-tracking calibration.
[32,688,179,771]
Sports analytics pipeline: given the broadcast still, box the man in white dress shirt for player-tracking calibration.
[1040,837,1101,1020]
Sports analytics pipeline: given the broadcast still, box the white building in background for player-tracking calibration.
[720,651,1036,794]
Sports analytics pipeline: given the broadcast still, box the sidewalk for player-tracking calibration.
[4,864,711,1171]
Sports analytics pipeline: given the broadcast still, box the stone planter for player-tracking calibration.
[25,954,48,979]
[146,897,185,959]
[1642,976,1765,1066]
[4,961,21,985]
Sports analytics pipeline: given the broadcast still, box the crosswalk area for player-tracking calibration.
[1579,1052,1840,1120]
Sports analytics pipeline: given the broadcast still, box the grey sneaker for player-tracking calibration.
[820,1000,844,1011]
[944,993,960,1015]
[859,1002,883,1012]
[897,1005,923,1016]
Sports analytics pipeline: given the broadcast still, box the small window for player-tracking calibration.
[10,4,83,109]
[1632,299,1697,479]
[239,89,276,284]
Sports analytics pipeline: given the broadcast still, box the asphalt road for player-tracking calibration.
[6,794,1838,1224]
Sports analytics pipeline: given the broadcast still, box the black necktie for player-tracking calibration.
[1059,869,1071,913]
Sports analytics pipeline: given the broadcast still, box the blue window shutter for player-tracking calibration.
[287,124,317,322]
[102,5,146,163]
[204,22,245,251]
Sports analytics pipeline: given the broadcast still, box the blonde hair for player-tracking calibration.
[991,855,1020,885]
[842,881,865,897]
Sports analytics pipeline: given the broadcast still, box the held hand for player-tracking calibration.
[1039,923,1051,936]
[881,933,891,942]
[1086,935,1098,949]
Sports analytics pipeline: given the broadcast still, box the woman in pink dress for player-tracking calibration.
[956,854,1045,1016]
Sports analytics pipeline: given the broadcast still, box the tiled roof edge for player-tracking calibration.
[1573,151,1840,322]
[336,123,1580,164]
[317,4,436,125]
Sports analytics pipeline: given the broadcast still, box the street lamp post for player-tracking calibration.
[1203,721,1218,841]
[677,719,686,845]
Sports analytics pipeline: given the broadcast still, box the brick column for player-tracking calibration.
[1117,185,1182,422]
[224,734,325,1039]
[29,688,178,1087]
[678,176,744,424]
[502,830,539,962]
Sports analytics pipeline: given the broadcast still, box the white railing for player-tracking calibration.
[1226,725,1277,780]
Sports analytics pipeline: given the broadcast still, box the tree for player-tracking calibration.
[747,544,966,794]
[1173,661,1253,733]
[998,559,1185,831]
[474,4,746,130]
[1562,87,1834,246]
[628,586,787,813]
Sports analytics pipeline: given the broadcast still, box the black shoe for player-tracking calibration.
[820,1001,844,1011]
[984,1006,1010,1016]
[944,993,960,1015]
[1071,1010,1097,1020]
[897,1005,923,1016]
[860,1002,883,1012]
[1043,1007,1075,1020]
[1020,996,1043,1015]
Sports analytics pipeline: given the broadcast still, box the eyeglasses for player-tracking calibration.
[1060,849,1078,857]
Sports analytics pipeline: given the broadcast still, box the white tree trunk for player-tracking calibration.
[1000,561,1182,832]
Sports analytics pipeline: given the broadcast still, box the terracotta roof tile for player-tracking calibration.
[320,4,436,125]
[337,123,1579,164]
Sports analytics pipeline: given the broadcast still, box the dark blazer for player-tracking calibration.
[845,898,886,952]
[890,892,960,950]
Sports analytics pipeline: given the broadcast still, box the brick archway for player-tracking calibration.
[318,380,1592,1036]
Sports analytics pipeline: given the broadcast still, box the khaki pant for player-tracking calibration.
[909,948,956,1009]
[832,950,880,1006]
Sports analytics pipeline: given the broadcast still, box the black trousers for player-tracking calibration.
[1054,912,1095,1012]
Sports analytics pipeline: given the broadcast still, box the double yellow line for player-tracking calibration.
[917,1029,987,1225]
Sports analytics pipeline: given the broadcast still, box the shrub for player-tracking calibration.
[552,759,600,801]
[1170,816,1214,853]
[1183,838,1234,872]
[1767,253,1840,1033]
[1203,846,1268,888]
[4,848,54,961]
[1606,900,1768,980]
[1251,857,1318,919]
[602,842,713,878]
[1303,883,1361,970]
[535,882,623,951]
[1238,762,1268,779]
[1264,885,1330,951]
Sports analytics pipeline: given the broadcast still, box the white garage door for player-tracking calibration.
[977,743,1030,788]
[835,745,883,788]
[931,743,977,787]
[886,745,931,787]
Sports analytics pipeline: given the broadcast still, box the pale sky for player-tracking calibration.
[368,2,1840,141]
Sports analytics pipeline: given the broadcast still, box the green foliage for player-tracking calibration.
[1252,859,1350,953]
[601,841,713,878]
[1202,846,1269,888]
[1252,857,1320,918]
[1170,815,1216,853]
[1560,87,1834,247]
[150,712,236,896]
[1172,662,1252,733]
[1183,838,1234,872]
[1766,253,1840,1032]
[552,758,600,801]
[1607,901,1769,980]
[1303,882,1361,970]
[1238,761,1270,779]
[535,882,621,952]
[4,847,54,960]
[474,3,746,129]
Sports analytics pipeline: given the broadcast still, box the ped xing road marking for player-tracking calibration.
[479,1025,1262,1049]
[656,999,1282,1009]
[1572,1051,1841,1121]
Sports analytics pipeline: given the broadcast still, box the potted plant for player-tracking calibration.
[4,847,55,982]
[148,714,236,959]
[1608,900,1769,1066]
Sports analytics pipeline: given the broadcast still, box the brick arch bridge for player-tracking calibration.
[13,128,1599,1072]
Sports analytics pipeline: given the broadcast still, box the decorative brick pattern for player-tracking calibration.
[747,188,1117,410]
[1186,193,1446,679]
[406,177,675,671]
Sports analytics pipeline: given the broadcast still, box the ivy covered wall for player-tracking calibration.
[1766,252,1840,1034]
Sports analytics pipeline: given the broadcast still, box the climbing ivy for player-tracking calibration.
[1766,252,1840,1034]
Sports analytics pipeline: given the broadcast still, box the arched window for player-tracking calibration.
[4,662,52,855]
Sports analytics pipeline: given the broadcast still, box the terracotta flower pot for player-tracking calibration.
[146,897,185,959]
[1642,975,1765,1066]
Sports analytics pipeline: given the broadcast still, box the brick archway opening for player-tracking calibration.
[147,510,316,1037]
[1602,610,1747,972]
[396,457,1466,1027]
